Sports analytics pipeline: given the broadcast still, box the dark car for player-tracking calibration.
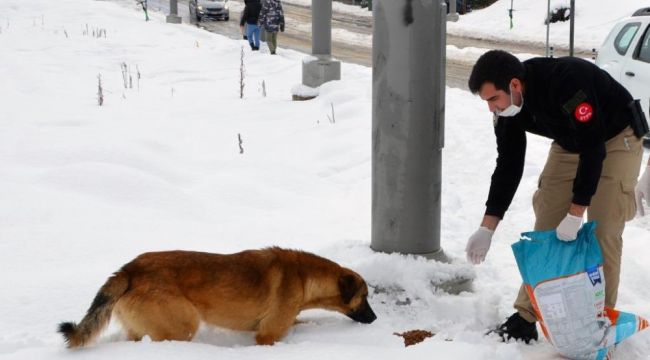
[189,0,230,22]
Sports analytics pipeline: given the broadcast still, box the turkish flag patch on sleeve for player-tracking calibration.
[574,102,593,123]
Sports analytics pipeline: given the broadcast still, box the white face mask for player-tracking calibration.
[495,85,524,117]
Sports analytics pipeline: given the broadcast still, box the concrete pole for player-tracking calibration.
[312,0,332,56]
[166,0,182,23]
[371,0,447,260]
[447,0,459,22]
[569,0,575,57]
[301,0,341,89]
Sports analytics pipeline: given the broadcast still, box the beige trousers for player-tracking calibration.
[515,126,643,323]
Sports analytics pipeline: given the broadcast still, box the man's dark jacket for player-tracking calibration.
[240,0,262,26]
[486,56,634,219]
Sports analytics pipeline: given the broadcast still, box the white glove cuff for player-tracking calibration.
[565,213,583,222]
[478,227,494,236]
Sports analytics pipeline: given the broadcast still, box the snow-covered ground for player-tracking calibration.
[446,0,647,51]
[1,0,649,359]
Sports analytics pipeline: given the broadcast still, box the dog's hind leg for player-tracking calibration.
[114,290,201,342]
[125,329,143,342]
[255,307,299,345]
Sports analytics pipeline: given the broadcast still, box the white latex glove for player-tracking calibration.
[556,214,584,241]
[465,227,494,264]
[636,166,650,217]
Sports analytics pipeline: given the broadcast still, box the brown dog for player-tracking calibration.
[58,247,376,347]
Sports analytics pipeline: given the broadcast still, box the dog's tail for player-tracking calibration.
[58,270,129,348]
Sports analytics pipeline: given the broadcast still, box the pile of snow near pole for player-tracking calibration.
[512,222,649,360]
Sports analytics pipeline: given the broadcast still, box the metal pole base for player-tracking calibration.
[432,273,474,295]
[302,56,341,88]
[291,83,319,101]
[424,249,474,294]
[375,277,474,297]
[166,15,182,24]
[369,247,474,295]
[292,94,317,101]
[419,247,449,263]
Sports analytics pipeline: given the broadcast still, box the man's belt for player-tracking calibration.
[629,99,649,139]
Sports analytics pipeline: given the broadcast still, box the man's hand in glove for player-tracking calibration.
[465,227,494,264]
[556,213,584,241]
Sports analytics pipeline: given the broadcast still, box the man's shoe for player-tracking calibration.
[493,312,538,344]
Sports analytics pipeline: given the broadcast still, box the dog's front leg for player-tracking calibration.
[255,307,299,345]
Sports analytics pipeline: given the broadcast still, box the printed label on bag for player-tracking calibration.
[587,266,602,286]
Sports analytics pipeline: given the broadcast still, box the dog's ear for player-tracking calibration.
[338,274,358,304]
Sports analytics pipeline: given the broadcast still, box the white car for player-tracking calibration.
[596,7,650,147]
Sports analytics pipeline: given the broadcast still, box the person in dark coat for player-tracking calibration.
[240,0,262,50]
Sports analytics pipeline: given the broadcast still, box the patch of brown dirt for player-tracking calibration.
[393,329,435,347]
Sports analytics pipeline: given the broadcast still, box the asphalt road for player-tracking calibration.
[147,0,595,89]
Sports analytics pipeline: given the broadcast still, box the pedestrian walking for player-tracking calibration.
[258,0,285,55]
[240,0,262,50]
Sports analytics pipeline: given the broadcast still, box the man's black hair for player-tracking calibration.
[468,50,525,94]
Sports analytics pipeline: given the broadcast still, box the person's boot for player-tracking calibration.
[493,312,538,344]
[252,46,259,51]
[249,42,255,50]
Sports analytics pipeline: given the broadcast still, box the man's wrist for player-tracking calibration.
[568,203,587,217]
[480,215,500,231]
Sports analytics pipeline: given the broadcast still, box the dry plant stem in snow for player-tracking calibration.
[327,103,336,124]
[121,63,128,89]
[240,46,245,99]
[97,74,104,106]
[238,134,244,154]
[136,65,141,92]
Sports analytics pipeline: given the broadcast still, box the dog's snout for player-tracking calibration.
[347,298,377,324]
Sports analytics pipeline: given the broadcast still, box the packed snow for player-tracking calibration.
[446,0,645,51]
[0,0,649,359]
